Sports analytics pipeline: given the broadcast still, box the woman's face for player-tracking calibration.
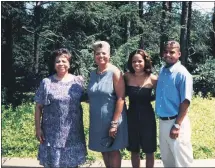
[132,54,145,73]
[54,55,70,74]
[94,47,110,66]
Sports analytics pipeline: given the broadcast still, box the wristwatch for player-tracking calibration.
[174,124,180,129]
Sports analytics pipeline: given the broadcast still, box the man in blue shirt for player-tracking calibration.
[155,41,193,167]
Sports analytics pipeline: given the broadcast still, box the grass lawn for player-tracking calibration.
[2,95,215,161]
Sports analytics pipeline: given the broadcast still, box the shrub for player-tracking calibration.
[193,57,215,97]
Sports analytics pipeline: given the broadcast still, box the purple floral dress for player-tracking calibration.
[34,75,87,167]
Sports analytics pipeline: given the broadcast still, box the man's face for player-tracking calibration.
[163,46,181,65]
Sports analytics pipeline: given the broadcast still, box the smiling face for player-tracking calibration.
[94,47,110,66]
[54,55,70,74]
[163,41,181,65]
[132,54,145,73]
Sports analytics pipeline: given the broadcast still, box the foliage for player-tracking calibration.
[193,57,215,97]
[1,1,215,107]
[2,96,215,160]
[2,102,38,157]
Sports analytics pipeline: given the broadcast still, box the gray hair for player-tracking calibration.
[92,41,110,54]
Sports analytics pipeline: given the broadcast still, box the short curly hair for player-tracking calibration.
[49,48,72,74]
[127,49,152,74]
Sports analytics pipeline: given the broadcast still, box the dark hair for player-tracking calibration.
[127,49,152,74]
[49,48,72,75]
[164,40,180,52]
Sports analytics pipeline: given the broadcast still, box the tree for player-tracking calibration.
[160,1,172,57]
[33,1,41,74]
[212,2,215,58]
[187,2,192,47]
[138,1,144,49]
[180,2,189,66]
[1,1,215,107]
[1,2,26,106]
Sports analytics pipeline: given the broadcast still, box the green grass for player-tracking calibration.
[2,95,215,161]
[189,96,215,159]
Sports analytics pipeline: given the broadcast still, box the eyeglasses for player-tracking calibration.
[100,136,114,148]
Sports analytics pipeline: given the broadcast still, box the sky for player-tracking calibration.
[25,1,215,14]
[192,1,214,14]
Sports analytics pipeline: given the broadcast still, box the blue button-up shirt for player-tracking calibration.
[155,61,193,117]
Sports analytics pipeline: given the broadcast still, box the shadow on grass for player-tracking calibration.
[193,144,214,159]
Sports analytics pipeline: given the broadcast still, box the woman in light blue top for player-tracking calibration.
[87,41,128,167]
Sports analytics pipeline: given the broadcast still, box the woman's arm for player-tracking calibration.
[151,74,158,89]
[150,74,158,101]
[35,103,45,143]
[123,72,129,97]
[109,68,126,138]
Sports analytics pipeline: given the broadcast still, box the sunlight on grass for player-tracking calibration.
[1,95,215,160]
[189,96,215,158]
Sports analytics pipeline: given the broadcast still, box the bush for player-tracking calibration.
[193,57,215,97]
[2,102,38,157]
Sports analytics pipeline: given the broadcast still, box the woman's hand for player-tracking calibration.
[109,127,117,138]
[35,103,44,143]
[36,128,45,144]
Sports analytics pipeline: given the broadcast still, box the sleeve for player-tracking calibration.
[34,78,51,105]
[76,75,84,88]
[179,72,193,103]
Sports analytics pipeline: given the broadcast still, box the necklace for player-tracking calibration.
[97,67,108,75]
[97,67,108,83]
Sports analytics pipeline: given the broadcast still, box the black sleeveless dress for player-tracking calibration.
[126,86,157,153]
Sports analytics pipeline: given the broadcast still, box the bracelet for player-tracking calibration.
[110,124,118,128]
[111,121,118,125]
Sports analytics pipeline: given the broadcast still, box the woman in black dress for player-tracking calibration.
[124,49,157,168]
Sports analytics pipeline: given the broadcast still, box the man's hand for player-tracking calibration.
[169,125,180,139]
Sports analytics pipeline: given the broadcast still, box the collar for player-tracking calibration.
[164,61,181,73]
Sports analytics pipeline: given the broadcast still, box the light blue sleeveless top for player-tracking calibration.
[87,69,128,152]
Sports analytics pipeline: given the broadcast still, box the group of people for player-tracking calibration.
[34,40,193,168]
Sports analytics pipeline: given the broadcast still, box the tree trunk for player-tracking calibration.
[2,17,16,105]
[212,2,215,58]
[126,1,131,57]
[139,1,144,49]
[34,1,41,74]
[187,2,192,48]
[168,2,172,24]
[180,2,189,66]
[160,2,171,57]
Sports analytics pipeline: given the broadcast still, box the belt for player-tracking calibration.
[159,115,178,120]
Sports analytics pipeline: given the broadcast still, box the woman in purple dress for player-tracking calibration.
[34,48,87,168]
